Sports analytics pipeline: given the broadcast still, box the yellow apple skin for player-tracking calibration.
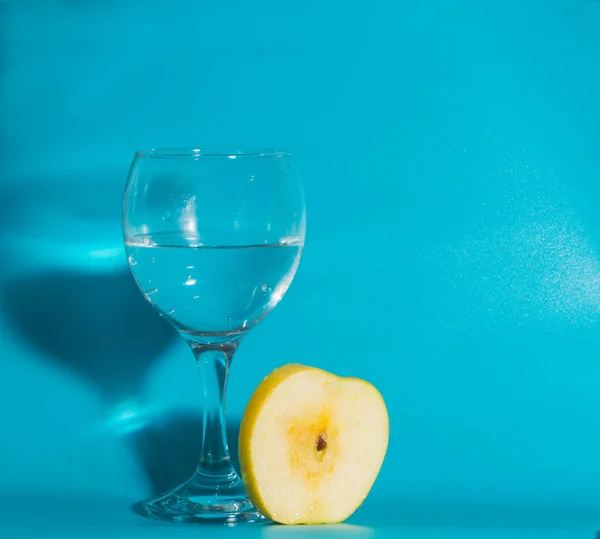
[238,364,389,525]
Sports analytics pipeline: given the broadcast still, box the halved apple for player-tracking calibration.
[238,364,389,525]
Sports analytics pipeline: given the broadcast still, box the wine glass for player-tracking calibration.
[123,148,305,523]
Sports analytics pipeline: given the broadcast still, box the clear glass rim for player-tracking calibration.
[135,148,291,159]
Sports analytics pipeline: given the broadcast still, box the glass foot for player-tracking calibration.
[136,468,268,524]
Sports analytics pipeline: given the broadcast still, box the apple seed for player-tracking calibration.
[316,433,327,451]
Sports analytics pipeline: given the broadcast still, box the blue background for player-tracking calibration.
[2,0,600,537]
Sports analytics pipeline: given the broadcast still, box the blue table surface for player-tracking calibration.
[1,493,599,539]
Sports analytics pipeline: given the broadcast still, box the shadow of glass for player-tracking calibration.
[1,268,250,506]
[128,410,243,498]
[1,270,176,404]
[0,172,219,505]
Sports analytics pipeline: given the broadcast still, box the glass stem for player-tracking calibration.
[186,340,239,483]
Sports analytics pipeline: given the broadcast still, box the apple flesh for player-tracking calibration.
[238,364,389,525]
